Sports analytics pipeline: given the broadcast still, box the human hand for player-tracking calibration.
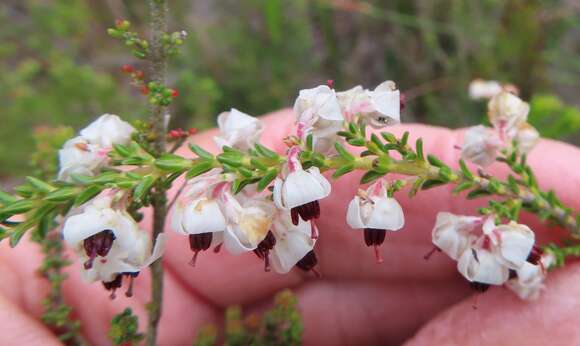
[1,109,579,345]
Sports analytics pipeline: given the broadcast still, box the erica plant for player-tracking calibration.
[0,2,578,345]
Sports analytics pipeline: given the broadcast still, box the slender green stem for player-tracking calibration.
[146,0,168,345]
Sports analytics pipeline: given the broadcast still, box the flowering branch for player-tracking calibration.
[0,16,579,340]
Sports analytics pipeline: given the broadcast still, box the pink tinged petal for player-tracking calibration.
[488,91,530,133]
[432,213,480,261]
[457,248,509,285]
[496,223,535,269]
[365,197,405,231]
[482,216,496,235]
[506,262,545,300]
[287,146,302,173]
[461,125,502,167]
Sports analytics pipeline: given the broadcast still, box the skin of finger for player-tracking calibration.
[0,109,578,345]
[0,293,62,346]
[406,262,580,346]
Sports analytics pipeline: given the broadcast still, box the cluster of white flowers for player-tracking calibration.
[461,90,539,166]
[62,194,165,298]
[170,81,403,273]
[431,212,553,300]
[57,114,135,182]
[294,81,401,153]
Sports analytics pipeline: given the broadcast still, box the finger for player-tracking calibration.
[0,294,62,346]
[406,262,580,346]
[289,280,470,346]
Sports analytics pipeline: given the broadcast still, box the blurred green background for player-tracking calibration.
[1,0,580,178]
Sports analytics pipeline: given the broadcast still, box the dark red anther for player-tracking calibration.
[364,228,386,263]
[254,231,276,272]
[188,233,213,266]
[103,274,123,299]
[134,70,144,80]
[400,93,406,111]
[121,64,134,73]
[469,281,490,293]
[527,246,543,265]
[83,230,116,269]
[188,128,198,136]
[290,201,321,226]
[115,19,124,28]
[509,269,517,280]
[171,89,179,98]
[326,79,334,88]
[140,85,149,95]
[363,228,386,247]
[296,250,319,276]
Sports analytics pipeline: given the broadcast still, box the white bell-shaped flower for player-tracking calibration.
[170,171,229,264]
[337,81,400,128]
[294,85,343,123]
[488,91,529,136]
[346,180,405,231]
[222,196,275,255]
[346,180,404,263]
[468,79,502,100]
[213,108,263,151]
[273,147,331,229]
[57,136,107,182]
[506,252,554,300]
[514,122,539,154]
[457,244,510,285]
[62,195,141,262]
[431,212,482,260]
[294,85,343,153]
[79,113,135,148]
[269,211,316,274]
[461,125,502,167]
[62,194,165,298]
[484,220,535,269]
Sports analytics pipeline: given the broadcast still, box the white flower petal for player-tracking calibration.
[468,79,502,100]
[432,212,480,260]
[214,108,263,150]
[346,196,366,229]
[366,197,405,230]
[181,198,227,235]
[488,91,529,134]
[270,214,315,274]
[457,248,509,285]
[496,222,535,269]
[80,114,135,148]
[506,261,545,300]
[278,167,331,209]
[461,125,502,167]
